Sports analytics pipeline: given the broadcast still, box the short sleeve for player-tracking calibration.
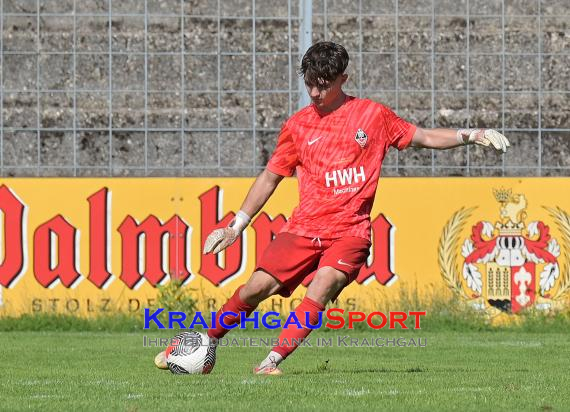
[267,123,299,177]
[381,106,416,151]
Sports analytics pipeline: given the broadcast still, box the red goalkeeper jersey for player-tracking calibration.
[266,96,416,240]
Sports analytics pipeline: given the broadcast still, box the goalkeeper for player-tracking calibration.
[157,41,509,374]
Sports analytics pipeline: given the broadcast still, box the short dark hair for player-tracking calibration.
[299,41,349,87]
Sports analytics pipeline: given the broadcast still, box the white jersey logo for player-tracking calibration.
[325,166,366,188]
[308,136,324,146]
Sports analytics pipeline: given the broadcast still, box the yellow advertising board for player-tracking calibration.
[0,178,569,317]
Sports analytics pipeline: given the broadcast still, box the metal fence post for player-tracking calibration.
[298,0,312,110]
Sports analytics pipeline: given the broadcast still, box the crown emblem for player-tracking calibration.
[493,187,526,236]
[493,187,512,203]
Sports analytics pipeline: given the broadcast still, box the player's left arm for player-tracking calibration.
[411,127,510,153]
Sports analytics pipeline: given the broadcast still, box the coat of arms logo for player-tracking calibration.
[438,188,570,315]
[354,128,368,148]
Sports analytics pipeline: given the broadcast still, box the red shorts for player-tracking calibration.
[255,232,371,299]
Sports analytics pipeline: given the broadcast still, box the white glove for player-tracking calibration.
[457,129,510,153]
[203,210,251,254]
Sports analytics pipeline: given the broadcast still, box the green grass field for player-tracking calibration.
[0,329,568,411]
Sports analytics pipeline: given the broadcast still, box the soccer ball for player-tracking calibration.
[165,331,216,375]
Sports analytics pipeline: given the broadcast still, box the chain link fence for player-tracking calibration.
[0,0,568,177]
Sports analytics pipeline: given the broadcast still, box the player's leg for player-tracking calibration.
[255,236,370,374]
[154,269,282,370]
[254,266,346,374]
[206,269,283,340]
[204,233,322,374]
[207,231,319,341]
[157,232,319,370]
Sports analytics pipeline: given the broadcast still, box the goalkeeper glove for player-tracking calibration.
[203,210,251,254]
[457,129,510,153]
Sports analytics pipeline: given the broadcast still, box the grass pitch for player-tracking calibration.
[0,330,568,411]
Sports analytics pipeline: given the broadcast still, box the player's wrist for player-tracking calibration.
[228,210,251,233]
[456,128,481,145]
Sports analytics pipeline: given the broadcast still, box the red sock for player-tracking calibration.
[207,286,257,340]
[272,296,325,359]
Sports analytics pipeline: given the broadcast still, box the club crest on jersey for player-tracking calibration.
[354,128,368,148]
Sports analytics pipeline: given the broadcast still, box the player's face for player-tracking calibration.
[305,74,348,113]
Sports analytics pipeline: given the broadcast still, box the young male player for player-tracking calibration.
[156,41,509,374]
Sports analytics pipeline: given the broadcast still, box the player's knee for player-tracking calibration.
[240,270,281,305]
[315,267,346,288]
[309,267,347,301]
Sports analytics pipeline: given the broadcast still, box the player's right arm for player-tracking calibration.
[203,124,298,255]
[203,169,284,254]
[238,168,285,219]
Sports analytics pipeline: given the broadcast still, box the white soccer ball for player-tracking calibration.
[165,331,216,375]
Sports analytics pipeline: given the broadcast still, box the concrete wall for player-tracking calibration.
[1,0,568,176]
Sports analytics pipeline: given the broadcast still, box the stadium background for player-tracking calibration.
[0,0,568,178]
[1,3,570,410]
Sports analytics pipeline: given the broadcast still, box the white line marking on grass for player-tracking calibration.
[127,394,143,400]
[448,387,493,393]
[461,340,543,348]
[89,379,130,387]
[30,394,63,399]
[347,389,370,397]
[19,379,65,386]
[334,388,371,397]
[498,341,543,347]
